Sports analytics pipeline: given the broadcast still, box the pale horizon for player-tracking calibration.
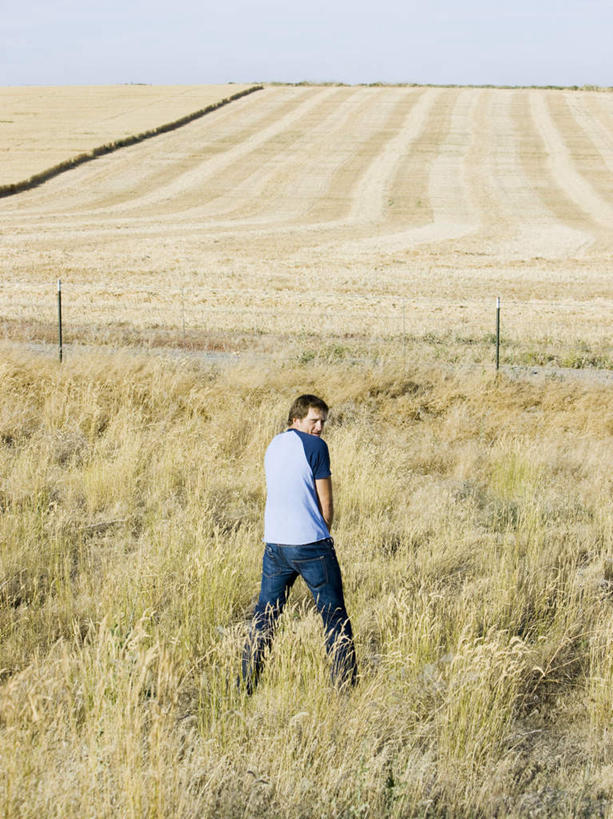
[2,0,612,89]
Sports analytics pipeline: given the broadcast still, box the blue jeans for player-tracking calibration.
[241,538,357,692]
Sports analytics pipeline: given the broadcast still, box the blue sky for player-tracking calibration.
[2,0,611,87]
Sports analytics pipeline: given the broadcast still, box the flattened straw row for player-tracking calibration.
[0,85,263,199]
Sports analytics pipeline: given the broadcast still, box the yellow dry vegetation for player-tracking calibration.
[0,84,253,185]
[0,85,613,812]
[0,349,612,815]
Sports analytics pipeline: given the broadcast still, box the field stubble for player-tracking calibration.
[1,85,612,374]
[0,85,255,188]
[1,348,613,816]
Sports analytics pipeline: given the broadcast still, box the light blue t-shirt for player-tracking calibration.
[264,429,331,545]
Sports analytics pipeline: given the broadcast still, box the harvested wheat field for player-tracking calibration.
[0,84,255,187]
[1,85,613,817]
[0,84,612,367]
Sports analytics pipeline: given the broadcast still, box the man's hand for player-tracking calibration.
[315,477,334,530]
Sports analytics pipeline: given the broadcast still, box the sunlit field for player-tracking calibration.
[1,83,613,815]
[0,84,254,187]
[1,348,613,816]
[1,85,612,371]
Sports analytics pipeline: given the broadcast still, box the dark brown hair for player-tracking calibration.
[287,394,329,426]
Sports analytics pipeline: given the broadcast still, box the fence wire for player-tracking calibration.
[0,281,611,370]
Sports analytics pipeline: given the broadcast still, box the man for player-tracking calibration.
[241,394,357,693]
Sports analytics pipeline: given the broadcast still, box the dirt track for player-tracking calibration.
[0,85,612,349]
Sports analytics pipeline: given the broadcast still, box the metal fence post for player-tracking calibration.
[495,296,501,372]
[57,279,63,363]
[402,301,406,369]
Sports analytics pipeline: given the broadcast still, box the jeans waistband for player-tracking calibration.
[267,537,334,548]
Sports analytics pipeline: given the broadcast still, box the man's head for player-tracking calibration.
[288,394,329,437]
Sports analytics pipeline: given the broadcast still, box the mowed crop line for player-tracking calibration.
[215,87,456,253]
[302,90,425,224]
[198,87,454,251]
[0,89,592,244]
[0,84,256,187]
[0,87,317,220]
[512,92,598,238]
[209,88,434,236]
[0,88,368,232]
[265,87,611,257]
[592,94,613,149]
[377,88,482,250]
[0,86,611,277]
[212,88,400,226]
[311,87,496,255]
[462,89,552,249]
[163,86,437,233]
[0,90,448,245]
[95,87,341,218]
[462,91,587,260]
[460,91,515,238]
[143,87,364,222]
[346,89,441,223]
[0,86,262,200]
[199,88,434,239]
[102,87,336,218]
[324,89,482,254]
[76,87,317,216]
[101,85,365,229]
[383,89,454,231]
[530,92,613,229]
[425,88,481,233]
[1,88,445,239]
[563,94,613,183]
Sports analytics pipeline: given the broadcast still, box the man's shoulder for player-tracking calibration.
[266,429,291,448]
[265,429,329,458]
[294,429,329,454]
[292,431,331,477]
[265,430,294,457]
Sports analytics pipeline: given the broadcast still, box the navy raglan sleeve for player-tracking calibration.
[305,437,331,479]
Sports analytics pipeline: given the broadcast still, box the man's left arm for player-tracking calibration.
[315,477,334,530]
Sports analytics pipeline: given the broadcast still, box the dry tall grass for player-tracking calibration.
[1,347,612,816]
